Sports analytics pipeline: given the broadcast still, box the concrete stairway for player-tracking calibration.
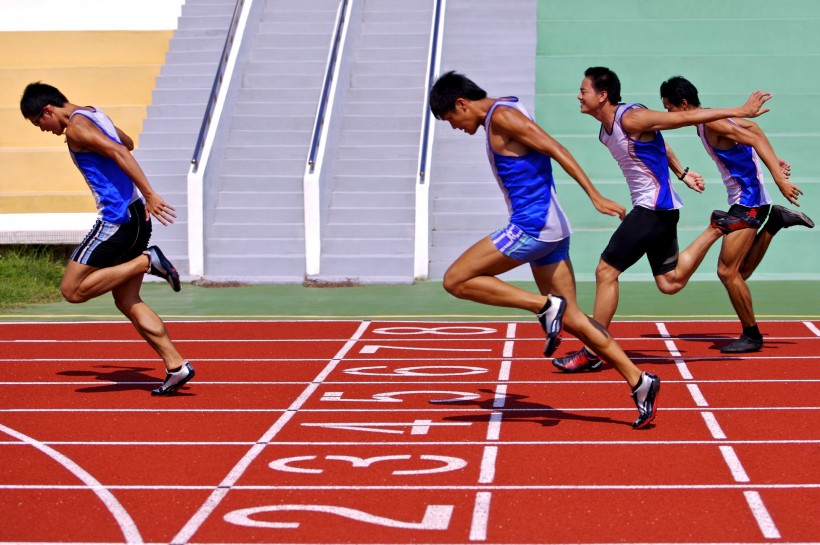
[134,0,239,276]
[427,0,537,280]
[203,0,340,282]
[313,0,434,283]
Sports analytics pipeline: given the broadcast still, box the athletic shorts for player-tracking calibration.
[490,223,570,266]
[70,200,152,268]
[601,206,680,276]
[728,203,770,224]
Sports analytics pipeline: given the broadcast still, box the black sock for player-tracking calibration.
[763,212,783,235]
[168,365,183,374]
[538,299,550,314]
[631,373,644,393]
[743,324,762,341]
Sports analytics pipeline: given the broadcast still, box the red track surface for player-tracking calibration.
[0,319,818,544]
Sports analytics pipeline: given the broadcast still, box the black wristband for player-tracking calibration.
[678,167,689,181]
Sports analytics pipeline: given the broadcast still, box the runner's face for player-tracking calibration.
[28,106,62,135]
[578,77,603,115]
[441,99,479,135]
[662,98,684,113]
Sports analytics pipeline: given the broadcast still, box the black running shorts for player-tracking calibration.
[601,206,680,276]
[70,200,152,268]
[728,203,770,224]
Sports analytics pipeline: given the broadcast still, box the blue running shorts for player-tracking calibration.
[490,224,570,266]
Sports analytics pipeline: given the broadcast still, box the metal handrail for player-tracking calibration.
[190,0,245,172]
[418,0,444,183]
[307,0,349,172]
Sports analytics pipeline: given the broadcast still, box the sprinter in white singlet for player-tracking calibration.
[554,67,773,372]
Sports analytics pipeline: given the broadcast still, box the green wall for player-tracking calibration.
[535,0,820,280]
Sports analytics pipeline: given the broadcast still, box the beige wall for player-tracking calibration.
[0,30,172,214]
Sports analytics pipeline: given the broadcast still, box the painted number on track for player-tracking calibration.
[224,504,454,530]
[268,454,467,475]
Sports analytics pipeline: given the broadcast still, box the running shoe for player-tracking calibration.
[631,372,660,429]
[768,205,815,229]
[151,362,195,396]
[710,210,761,234]
[720,334,763,353]
[552,347,602,372]
[537,294,566,357]
[145,245,181,292]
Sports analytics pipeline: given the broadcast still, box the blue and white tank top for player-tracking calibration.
[599,103,683,211]
[68,107,140,223]
[484,97,572,242]
[697,121,771,207]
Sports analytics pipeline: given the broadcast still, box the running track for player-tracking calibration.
[0,319,818,544]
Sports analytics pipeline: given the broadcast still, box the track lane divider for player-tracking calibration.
[655,322,781,540]
[170,320,371,544]
[469,322,516,541]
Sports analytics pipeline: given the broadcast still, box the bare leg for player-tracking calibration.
[740,230,774,280]
[532,259,642,388]
[112,274,185,371]
[593,259,621,330]
[443,236,547,313]
[61,254,150,303]
[717,229,758,327]
[655,225,723,294]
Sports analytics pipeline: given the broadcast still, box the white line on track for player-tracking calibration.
[3,439,819,447]
[719,446,750,482]
[469,491,492,541]
[656,322,783,541]
[3,334,819,343]
[0,423,143,543]
[2,483,817,491]
[744,491,781,539]
[170,320,371,544]
[804,321,820,337]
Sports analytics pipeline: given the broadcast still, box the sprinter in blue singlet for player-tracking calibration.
[430,71,660,429]
[661,76,814,353]
[20,82,194,396]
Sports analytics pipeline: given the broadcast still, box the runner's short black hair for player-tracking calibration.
[429,71,487,119]
[20,82,68,118]
[584,67,621,105]
[660,76,701,107]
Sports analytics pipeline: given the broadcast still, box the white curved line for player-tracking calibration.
[0,423,143,543]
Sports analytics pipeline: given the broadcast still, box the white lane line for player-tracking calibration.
[744,491,781,539]
[656,322,785,541]
[170,320,370,544]
[2,483,818,491]
[478,446,498,484]
[4,354,820,363]
[687,384,709,407]
[701,412,727,440]
[492,384,507,409]
[4,438,819,447]
[469,491,492,541]
[0,423,142,544]
[804,321,820,337]
[719,446,750,482]
[486,412,502,441]
[655,322,693,379]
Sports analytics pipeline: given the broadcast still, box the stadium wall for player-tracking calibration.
[534,0,820,281]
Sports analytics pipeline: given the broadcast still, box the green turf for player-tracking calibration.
[1,279,816,322]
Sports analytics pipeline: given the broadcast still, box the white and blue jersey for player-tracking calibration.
[697,121,771,207]
[484,97,572,242]
[599,103,683,211]
[68,107,141,223]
